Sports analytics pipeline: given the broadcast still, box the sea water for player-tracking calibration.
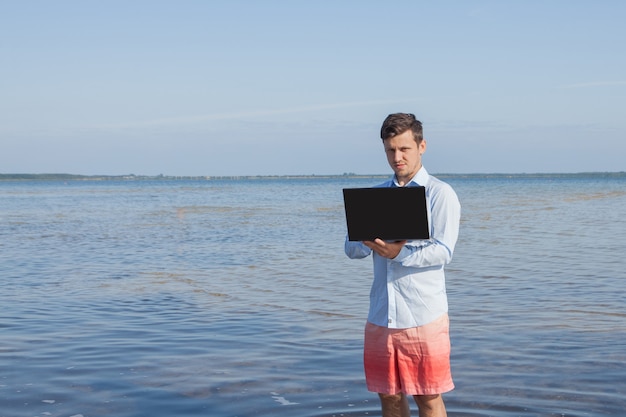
[1,173,625,417]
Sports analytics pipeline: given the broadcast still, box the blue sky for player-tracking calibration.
[2,1,625,176]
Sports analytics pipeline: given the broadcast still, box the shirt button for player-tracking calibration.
[388,319,392,323]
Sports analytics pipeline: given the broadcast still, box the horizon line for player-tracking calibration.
[1,171,624,179]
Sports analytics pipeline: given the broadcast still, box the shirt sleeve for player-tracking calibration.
[344,235,372,259]
[392,182,461,268]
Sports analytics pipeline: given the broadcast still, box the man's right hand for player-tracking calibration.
[363,239,406,259]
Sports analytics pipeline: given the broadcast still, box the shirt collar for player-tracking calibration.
[392,166,429,187]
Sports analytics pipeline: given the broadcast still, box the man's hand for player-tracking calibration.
[363,239,407,259]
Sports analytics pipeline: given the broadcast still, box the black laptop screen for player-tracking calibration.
[342,186,429,241]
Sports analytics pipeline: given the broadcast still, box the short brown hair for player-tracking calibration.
[380,113,423,143]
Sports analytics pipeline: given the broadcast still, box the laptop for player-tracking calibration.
[342,186,429,241]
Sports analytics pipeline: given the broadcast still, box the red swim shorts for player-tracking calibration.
[363,314,454,396]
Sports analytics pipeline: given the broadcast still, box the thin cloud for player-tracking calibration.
[94,98,421,130]
[559,81,626,89]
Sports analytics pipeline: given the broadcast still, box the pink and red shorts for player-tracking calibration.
[364,314,454,396]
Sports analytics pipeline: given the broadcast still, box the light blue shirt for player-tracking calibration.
[344,166,461,329]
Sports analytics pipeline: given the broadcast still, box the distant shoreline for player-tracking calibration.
[0,173,387,181]
[1,172,624,182]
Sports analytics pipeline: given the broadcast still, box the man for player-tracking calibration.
[344,113,460,417]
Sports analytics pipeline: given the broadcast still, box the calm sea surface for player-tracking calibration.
[1,173,625,417]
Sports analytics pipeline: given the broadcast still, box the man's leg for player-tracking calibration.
[413,394,447,417]
[379,393,410,417]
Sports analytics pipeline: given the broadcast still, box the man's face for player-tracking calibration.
[383,129,426,186]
